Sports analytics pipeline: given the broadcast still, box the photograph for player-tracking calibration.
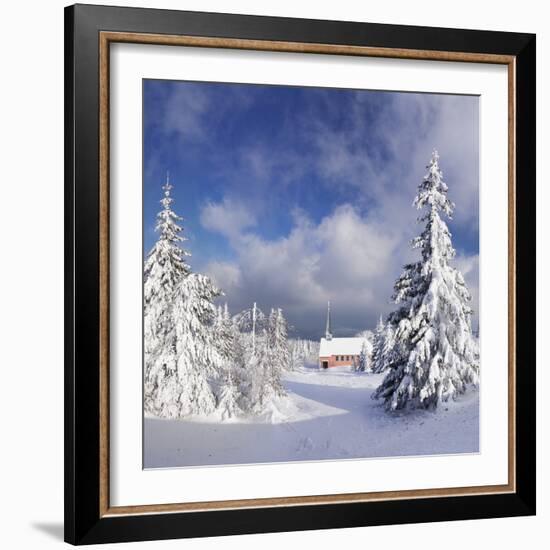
[142,79,481,469]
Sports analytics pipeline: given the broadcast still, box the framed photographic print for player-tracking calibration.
[64,3,536,545]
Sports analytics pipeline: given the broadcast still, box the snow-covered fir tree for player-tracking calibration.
[224,315,255,412]
[371,317,390,374]
[143,174,191,414]
[230,313,248,372]
[373,151,479,411]
[146,325,181,419]
[214,304,245,419]
[249,308,288,410]
[217,368,242,420]
[269,308,291,372]
[171,273,224,416]
[378,323,397,374]
[355,341,369,372]
[214,304,234,363]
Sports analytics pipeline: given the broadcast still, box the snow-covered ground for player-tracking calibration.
[144,365,479,468]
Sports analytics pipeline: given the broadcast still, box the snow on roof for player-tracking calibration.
[319,337,370,357]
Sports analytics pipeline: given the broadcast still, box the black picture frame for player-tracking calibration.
[65,3,536,545]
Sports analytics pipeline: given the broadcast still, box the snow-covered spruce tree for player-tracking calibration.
[250,308,288,410]
[371,319,396,374]
[230,313,248,372]
[379,323,397,373]
[144,174,191,414]
[216,304,236,361]
[356,341,369,372]
[227,314,256,412]
[270,308,291,372]
[217,368,242,420]
[215,304,245,419]
[170,273,224,417]
[145,349,183,418]
[370,317,386,373]
[373,151,479,411]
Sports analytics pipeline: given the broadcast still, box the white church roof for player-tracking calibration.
[319,337,370,357]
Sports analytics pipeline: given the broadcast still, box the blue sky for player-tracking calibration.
[144,79,479,340]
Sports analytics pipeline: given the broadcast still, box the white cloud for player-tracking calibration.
[161,86,210,141]
[154,83,255,145]
[205,261,242,292]
[301,92,479,232]
[199,197,257,240]
[203,203,405,338]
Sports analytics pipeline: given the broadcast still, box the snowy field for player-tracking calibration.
[144,365,479,468]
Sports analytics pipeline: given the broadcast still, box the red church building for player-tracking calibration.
[318,302,370,369]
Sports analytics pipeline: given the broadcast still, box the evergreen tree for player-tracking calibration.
[356,341,369,372]
[250,309,288,410]
[217,368,242,420]
[230,312,248,371]
[374,151,479,411]
[371,316,386,373]
[215,304,235,362]
[171,273,223,416]
[143,174,191,414]
[230,314,254,411]
[380,324,397,372]
[151,352,182,419]
[214,304,245,418]
[270,308,291,373]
